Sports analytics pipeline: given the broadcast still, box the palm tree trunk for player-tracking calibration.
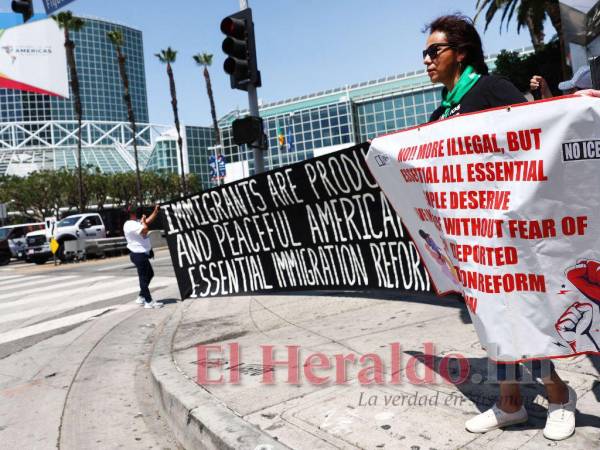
[544,0,562,40]
[204,67,221,147]
[117,48,143,206]
[544,0,570,79]
[65,29,85,213]
[167,62,186,195]
[525,14,545,52]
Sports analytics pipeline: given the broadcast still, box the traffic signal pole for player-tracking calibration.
[222,3,264,174]
[239,0,264,174]
[247,78,264,173]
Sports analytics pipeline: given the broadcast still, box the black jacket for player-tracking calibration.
[429,75,526,122]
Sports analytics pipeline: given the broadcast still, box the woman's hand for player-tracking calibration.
[530,75,553,99]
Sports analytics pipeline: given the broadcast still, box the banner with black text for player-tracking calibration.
[161,143,432,300]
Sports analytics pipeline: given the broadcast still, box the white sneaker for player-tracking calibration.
[465,404,528,433]
[543,385,577,441]
[143,300,163,309]
[135,296,144,305]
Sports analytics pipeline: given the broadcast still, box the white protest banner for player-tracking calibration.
[0,18,68,97]
[366,96,600,362]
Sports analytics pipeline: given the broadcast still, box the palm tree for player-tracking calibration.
[107,29,142,207]
[475,0,568,77]
[475,1,563,49]
[155,47,186,195]
[52,11,86,212]
[192,53,221,148]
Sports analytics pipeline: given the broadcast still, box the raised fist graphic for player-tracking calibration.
[556,302,600,352]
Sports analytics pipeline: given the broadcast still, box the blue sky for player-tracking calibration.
[23,1,545,126]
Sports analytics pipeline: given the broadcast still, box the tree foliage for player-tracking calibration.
[475,0,562,51]
[493,39,562,94]
[0,170,199,221]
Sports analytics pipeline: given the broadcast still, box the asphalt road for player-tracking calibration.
[0,249,183,449]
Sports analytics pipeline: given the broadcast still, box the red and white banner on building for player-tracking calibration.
[366,96,600,362]
[0,18,68,97]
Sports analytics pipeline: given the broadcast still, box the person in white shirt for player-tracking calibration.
[124,204,163,309]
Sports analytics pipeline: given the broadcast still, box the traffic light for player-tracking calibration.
[11,0,33,23]
[220,8,261,91]
[232,116,264,146]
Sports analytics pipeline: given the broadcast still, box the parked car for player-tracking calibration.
[25,229,51,264]
[25,213,107,264]
[54,213,106,261]
[0,223,44,265]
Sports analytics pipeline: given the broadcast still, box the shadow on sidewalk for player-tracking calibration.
[159,298,179,306]
[403,351,600,430]
[261,289,472,324]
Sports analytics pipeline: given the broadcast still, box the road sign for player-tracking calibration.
[44,216,56,237]
[42,0,77,15]
[217,154,226,178]
[50,238,59,254]
[209,154,226,180]
[0,203,6,220]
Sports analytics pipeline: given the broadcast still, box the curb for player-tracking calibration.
[150,302,288,450]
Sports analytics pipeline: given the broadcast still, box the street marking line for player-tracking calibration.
[0,279,172,324]
[0,275,62,289]
[96,261,135,271]
[0,276,115,300]
[96,256,172,272]
[0,303,139,345]
[0,274,24,283]
[0,275,77,298]
[0,276,138,312]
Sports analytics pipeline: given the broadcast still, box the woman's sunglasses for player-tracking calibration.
[422,43,455,60]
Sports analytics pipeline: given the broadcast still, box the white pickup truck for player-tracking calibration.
[26,213,107,263]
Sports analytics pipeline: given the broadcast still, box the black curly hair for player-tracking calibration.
[425,14,489,75]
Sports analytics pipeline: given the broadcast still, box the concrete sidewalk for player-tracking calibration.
[151,291,600,449]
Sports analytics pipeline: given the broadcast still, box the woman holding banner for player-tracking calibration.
[423,15,576,441]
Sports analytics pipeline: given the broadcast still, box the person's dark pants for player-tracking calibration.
[130,252,154,303]
[492,359,555,382]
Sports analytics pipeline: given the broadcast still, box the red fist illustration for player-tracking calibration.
[566,260,600,302]
[556,302,599,352]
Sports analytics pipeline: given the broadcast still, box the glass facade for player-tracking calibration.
[355,88,442,141]
[213,73,444,182]
[0,16,156,176]
[146,138,179,173]
[186,126,215,181]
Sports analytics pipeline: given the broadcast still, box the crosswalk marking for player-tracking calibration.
[0,269,174,346]
[96,256,172,272]
[96,261,135,272]
[0,276,140,315]
[0,275,72,290]
[0,277,171,325]
[0,275,115,301]
[0,275,46,287]
[0,274,25,283]
[0,303,139,345]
